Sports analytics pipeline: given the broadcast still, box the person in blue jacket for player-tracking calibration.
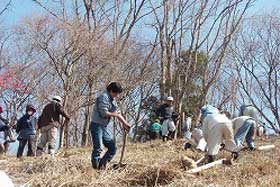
[16,104,37,158]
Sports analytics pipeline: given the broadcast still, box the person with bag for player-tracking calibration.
[36,96,70,156]
[16,104,37,158]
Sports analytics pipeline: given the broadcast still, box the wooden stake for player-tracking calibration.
[119,132,127,164]
[257,145,275,151]
[195,156,207,165]
[187,159,226,174]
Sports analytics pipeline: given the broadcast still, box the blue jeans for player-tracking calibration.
[234,119,255,149]
[90,122,117,168]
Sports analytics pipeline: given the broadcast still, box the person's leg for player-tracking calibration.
[168,130,176,140]
[99,126,117,168]
[17,139,27,158]
[27,138,35,156]
[223,123,238,152]
[47,126,57,155]
[90,123,103,169]
[0,144,4,154]
[234,120,253,149]
[161,120,169,142]
[207,124,223,162]
[245,121,256,150]
[37,127,48,155]
[150,132,156,140]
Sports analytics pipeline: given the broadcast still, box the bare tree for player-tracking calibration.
[231,14,280,130]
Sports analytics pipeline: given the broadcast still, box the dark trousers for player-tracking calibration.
[150,131,160,140]
[17,138,35,158]
[162,131,176,142]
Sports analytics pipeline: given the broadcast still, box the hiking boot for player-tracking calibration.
[92,159,100,169]
[36,148,43,156]
[49,149,55,157]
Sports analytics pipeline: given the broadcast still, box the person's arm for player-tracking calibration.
[57,104,70,125]
[116,114,131,132]
[202,118,209,143]
[15,118,22,133]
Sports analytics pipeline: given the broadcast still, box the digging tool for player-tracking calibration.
[187,158,228,174]
[112,131,128,169]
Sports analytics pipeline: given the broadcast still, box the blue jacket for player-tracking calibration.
[91,91,118,126]
[16,115,37,140]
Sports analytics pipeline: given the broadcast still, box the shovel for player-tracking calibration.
[112,131,128,169]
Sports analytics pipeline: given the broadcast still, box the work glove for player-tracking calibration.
[231,152,239,160]
[184,142,192,150]
[207,155,216,163]
[248,147,255,151]
[219,143,225,151]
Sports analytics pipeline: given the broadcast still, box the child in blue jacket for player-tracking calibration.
[16,104,37,158]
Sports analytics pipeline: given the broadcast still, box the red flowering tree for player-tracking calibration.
[0,69,26,94]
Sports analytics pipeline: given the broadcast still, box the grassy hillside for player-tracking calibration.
[0,138,279,187]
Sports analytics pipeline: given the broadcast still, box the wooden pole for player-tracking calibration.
[257,145,275,151]
[119,132,127,164]
[195,156,207,165]
[187,159,226,174]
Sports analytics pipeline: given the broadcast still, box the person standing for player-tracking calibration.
[90,82,130,169]
[16,104,37,158]
[156,97,177,141]
[36,96,70,156]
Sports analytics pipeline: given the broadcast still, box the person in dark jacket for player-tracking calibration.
[156,97,178,141]
[36,96,70,156]
[16,104,37,158]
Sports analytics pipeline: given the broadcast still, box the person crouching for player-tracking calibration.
[201,105,239,163]
[232,116,257,151]
[16,104,37,158]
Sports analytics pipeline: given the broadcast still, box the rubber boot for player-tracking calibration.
[207,155,216,163]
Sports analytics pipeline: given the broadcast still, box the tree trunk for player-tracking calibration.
[82,85,93,146]
[59,94,69,149]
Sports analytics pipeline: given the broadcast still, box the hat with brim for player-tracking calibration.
[166,96,174,101]
[53,96,62,102]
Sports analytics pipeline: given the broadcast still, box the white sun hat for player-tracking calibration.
[52,96,62,102]
[166,96,174,101]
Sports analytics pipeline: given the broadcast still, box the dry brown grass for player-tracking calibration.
[0,138,280,187]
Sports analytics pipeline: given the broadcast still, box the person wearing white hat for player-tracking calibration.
[156,96,177,141]
[36,96,70,156]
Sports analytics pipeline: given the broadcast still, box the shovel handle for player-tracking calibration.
[119,131,127,164]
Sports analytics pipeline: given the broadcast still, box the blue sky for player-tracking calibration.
[1,0,280,26]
